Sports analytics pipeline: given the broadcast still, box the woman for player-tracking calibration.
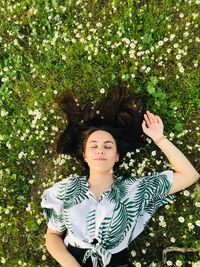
[41,84,199,267]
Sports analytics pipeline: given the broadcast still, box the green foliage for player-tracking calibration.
[0,0,200,266]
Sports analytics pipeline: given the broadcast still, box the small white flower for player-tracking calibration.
[176,260,182,266]
[195,220,200,227]
[131,250,136,257]
[96,22,102,28]
[13,39,18,45]
[1,110,8,116]
[195,202,200,207]
[100,88,105,94]
[1,257,6,263]
[188,222,194,230]
[179,67,185,73]
[159,216,164,221]
[171,237,176,243]
[130,43,135,48]
[167,261,173,266]
[178,217,185,223]
[146,67,151,73]
[126,152,131,158]
[159,221,167,227]
[5,209,9,214]
[170,34,175,40]
[142,249,146,254]
[183,190,190,196]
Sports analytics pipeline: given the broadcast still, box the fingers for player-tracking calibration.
[144,111,154,126]
[144,114,150,127]
[144,111,161,125]
[142,119,147,129]
[155,115,162,124]
[147,111,156,124]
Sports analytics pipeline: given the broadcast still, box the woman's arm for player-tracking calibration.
[142,111,199,194]
[154,138,199,194]
[45,228,81,267]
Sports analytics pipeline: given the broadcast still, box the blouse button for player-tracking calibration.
[91,238,98,245]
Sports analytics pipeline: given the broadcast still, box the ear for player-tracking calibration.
[116,153,119,162]
[83,152,86,161]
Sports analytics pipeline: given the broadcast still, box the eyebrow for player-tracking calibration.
[89,140,114,144]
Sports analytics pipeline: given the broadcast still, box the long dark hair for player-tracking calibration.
[55,79,147,168]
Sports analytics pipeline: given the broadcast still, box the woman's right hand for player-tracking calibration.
[142,111,165,142]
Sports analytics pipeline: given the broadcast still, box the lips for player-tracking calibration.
[94,158,106,161]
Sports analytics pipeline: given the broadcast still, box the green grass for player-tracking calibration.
[0,0,200,266]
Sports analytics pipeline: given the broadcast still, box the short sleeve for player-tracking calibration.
[150,170,174,197]
[128,170,175,242]
[41,179,68,232]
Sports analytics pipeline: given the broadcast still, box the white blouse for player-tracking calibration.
[41,170,174,267]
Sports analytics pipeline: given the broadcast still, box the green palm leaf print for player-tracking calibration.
[134,174,172,215]
[86,209,96,238]
[107,177,136,203]
[99,198,136,249]
[58,177,89,209]
[43,208,66,232]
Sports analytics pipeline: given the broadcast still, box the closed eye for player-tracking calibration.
[90,146,112,149]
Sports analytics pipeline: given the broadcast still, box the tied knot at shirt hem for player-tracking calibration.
[82,243,112,267]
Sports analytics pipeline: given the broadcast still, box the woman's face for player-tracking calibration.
[83,130,119,174]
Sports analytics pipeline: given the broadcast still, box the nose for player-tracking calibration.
[97,150,104,155]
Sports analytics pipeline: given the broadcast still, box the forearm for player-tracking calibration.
[155,137,199,179]
[46,234,81,267]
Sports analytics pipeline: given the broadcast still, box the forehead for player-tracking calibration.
[87,130,115,143]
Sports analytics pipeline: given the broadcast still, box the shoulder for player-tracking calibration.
[42,176,80,198]
[136,170,174,196]
[117,170,174,195]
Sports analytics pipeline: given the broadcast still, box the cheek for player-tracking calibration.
[84,148,95,158]
[109,151,118,160]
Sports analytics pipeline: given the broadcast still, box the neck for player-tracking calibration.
[88,170,114,189]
